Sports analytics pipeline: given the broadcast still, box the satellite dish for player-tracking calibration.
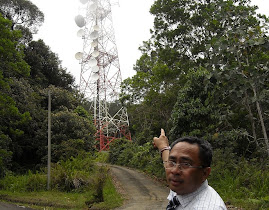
[91,41,98,47]
[91,73,99,81]
[77,29,85,37]
[89,3,97,11]
[93,25,100,31]
[75,15,86,28]
[90,31,98,39]
[89,58,97,66]
[92,66,99,73]
[80,0,88,4]
[75,52,83,60]
[92,50,99,57]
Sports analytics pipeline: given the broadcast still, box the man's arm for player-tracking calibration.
[153,128,170,162]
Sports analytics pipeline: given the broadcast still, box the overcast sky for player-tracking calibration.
[30,0,268,85]
[30,0,155,85]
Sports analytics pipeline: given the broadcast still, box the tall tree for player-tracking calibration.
[24,39,75,90]
[0,0,44,33]
[208,27,269,156]
[0,14,31,176]
[122,0,269,156]
[0,14,30,78]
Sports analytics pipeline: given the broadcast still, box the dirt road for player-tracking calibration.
[110,165,170,210]
[0,202,33,210]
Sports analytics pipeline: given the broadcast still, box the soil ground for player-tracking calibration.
[110,165,170,210]
[0,202,33,210]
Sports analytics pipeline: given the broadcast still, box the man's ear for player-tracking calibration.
[202,167,211,181]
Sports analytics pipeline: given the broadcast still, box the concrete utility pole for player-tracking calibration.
[47,90,51,190]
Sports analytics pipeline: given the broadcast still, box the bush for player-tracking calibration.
[109,138,133,164]
[0,170,46,192]
[0,148,12,178]
[109,140,165,179]
[0,153,121,209]
[0,173,28,192]
[25,171,47,191]
[91,166,108,203]
[93,151,109,163]
[210,150,269,209]
[0,153,110,195]
[51,154,96,192]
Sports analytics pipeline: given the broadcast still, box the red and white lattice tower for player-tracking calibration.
[75,0,131,151]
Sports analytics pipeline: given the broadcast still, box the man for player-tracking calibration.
[153,129,227,210]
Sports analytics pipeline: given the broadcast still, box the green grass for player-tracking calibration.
[0,176,123,209]
[209,155,269,210]
[91,177,124,209]
[0,190,89,209]
[0,153,124,209]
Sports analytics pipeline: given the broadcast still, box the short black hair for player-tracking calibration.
[170,136,212,167]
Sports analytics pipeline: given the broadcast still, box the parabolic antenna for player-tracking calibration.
[75,15,86,28]
[91,73,99,81]
[89,3,97,11]
[90,31,98,39]
[77,29,85,37]
[75,52,83,60]
[80,0,88,4]
[91,41,98,47]
[89,58,97,66]
[92,50,99,57]
[92,66,99,73]
[93,25,100,31]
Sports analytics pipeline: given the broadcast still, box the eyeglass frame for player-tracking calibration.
[163,160,204,170]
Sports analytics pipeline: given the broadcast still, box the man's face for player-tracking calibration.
[165,141,210,195]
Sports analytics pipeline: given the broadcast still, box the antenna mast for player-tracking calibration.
[75,0,131,151]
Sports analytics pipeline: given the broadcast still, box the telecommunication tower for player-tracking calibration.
[74,0,131,151]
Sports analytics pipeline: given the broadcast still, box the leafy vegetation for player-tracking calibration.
[0,153,123,209]
[211,150,269,209]
[122,0,269,156]
[116,0,269,209]
[0,2,96,176]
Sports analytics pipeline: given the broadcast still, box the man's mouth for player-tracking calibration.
[169,178,183,186]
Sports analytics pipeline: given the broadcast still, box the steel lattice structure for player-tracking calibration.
[75,0,131,151]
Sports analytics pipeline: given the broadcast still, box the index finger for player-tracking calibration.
[161,128,165,136]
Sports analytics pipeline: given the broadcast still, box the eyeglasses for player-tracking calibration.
[163,161,203,170]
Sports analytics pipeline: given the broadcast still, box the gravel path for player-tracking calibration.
[0,202,33,210]
[110,165,170,210]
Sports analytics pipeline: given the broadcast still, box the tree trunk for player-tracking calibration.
[244,91,258,146]
[252,85,269,156]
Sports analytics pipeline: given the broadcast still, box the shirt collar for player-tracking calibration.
[176,180,208,208]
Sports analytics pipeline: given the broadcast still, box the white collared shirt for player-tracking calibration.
[167,180,227,210]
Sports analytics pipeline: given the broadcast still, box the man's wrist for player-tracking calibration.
[159,146,170,159]
[159,146,170,153]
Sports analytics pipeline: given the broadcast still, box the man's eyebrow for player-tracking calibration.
[180,157,193,162]
[168,155,176,161]
[168,156,193,162]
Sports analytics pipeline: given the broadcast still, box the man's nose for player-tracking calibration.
[170,164,182,174]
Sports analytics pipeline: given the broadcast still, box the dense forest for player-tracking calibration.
[0,0,269,209]
[121,0,269,158]
[114,0,269,208]
[0,0,96,177]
